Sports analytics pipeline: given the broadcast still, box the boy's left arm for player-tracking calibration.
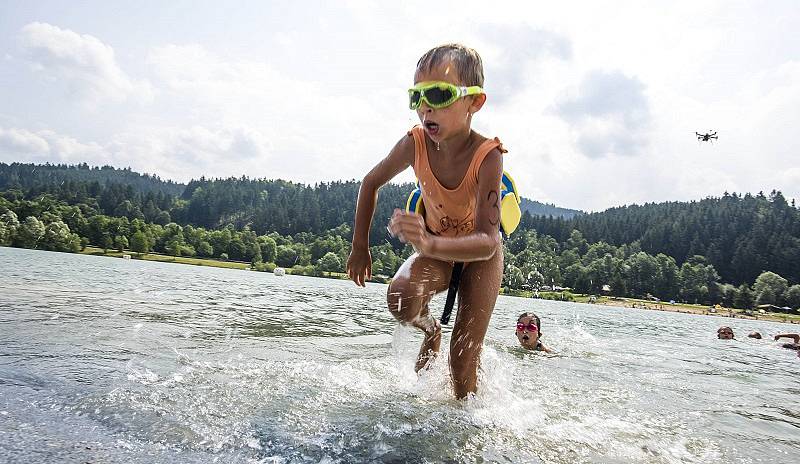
[417,148,503,262]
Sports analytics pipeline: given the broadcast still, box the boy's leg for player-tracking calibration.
[387,253,452,371]
[449,247,503,399]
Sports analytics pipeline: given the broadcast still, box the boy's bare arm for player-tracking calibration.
[348,134,414,286]
[419,148,503,262]
[351,134,414,248]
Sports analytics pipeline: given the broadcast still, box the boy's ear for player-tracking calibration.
[469,93,487,113]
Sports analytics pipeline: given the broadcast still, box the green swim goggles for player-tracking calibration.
[408,81,484,110]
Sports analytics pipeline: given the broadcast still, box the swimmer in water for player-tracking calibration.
[347,44,506,399]
[515,312,553,353]
[717,326,735,340]
[774,333,800,351]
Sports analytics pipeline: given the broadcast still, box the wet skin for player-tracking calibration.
[348,60,503,399]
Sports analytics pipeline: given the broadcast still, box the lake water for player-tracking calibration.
[1,246,798,463]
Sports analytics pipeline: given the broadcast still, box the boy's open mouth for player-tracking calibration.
[424,121,440,135]
[522,335,530,341]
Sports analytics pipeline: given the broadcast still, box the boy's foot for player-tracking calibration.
[415,319,441,372]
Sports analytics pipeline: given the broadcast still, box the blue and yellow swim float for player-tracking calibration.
[405,171,522,236]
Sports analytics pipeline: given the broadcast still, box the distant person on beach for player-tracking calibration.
[748,332,762,339]
[717,326,735,339]
[515,312,553,353]
[347,44,506,399]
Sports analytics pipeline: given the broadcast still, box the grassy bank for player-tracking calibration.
[81,246,251,270]
[79,247,377,280]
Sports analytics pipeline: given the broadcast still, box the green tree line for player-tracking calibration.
[501,228,799,311]
[1,162,798,311]
[522,190,800,286]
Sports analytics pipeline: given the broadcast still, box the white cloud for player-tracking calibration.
[0,127,50,154]
[97,124,274,181]
[18,22,151,105]
[144,43,408,182]
[478,25,572,104]
[0,122,276,181]
[0,126,106,163]
[554,70,651,159]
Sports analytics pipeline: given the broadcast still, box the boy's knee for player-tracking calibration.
[387,283,417,323]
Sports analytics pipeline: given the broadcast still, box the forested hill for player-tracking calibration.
[523,191,800,286]
[0,162,580,240]
[178,177,415,245]
[0,162,184,196]
[0,162,413,244]
[3,162,798,286]
[520,198,582,219]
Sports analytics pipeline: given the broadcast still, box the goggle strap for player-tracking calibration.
[459,86,483,97]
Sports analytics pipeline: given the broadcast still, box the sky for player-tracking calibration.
[0,0,798,212]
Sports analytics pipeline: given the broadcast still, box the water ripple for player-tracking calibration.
[1,247,799,463]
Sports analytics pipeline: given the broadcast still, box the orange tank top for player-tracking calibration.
[409,125,506,237]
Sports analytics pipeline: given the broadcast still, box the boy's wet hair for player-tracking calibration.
[517,312,542,335]
[416,43,484,87]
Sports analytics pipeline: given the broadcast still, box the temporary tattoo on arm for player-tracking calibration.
[487,190,500,226]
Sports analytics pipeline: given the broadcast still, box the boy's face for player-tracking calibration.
[516,315,540,349]
[414,61,485,143]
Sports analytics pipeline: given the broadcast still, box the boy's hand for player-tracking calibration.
[388,209,431,254]
[347,246,372,287]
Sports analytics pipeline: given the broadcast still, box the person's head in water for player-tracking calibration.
[748,331,762,339]
[412,44,487,144]
[516,312,543,350]
[717,326,735,340]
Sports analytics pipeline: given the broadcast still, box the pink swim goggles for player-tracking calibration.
[516,322,538,332]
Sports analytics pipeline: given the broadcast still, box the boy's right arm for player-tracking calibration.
[347,134,415,287]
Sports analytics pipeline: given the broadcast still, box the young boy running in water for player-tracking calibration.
[347,44,506,399]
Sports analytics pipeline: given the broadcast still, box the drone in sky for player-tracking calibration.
[696,131,718,143]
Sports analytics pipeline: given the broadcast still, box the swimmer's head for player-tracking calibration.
[717,326,734,340]
[412,44,487,142]
[747,332,762,339]
[516,312,542,350]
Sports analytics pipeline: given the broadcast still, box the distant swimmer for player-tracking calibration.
[747,332,762,339]
[774,333,800,351]
[717,326,735,339]
[515,312,553,353]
